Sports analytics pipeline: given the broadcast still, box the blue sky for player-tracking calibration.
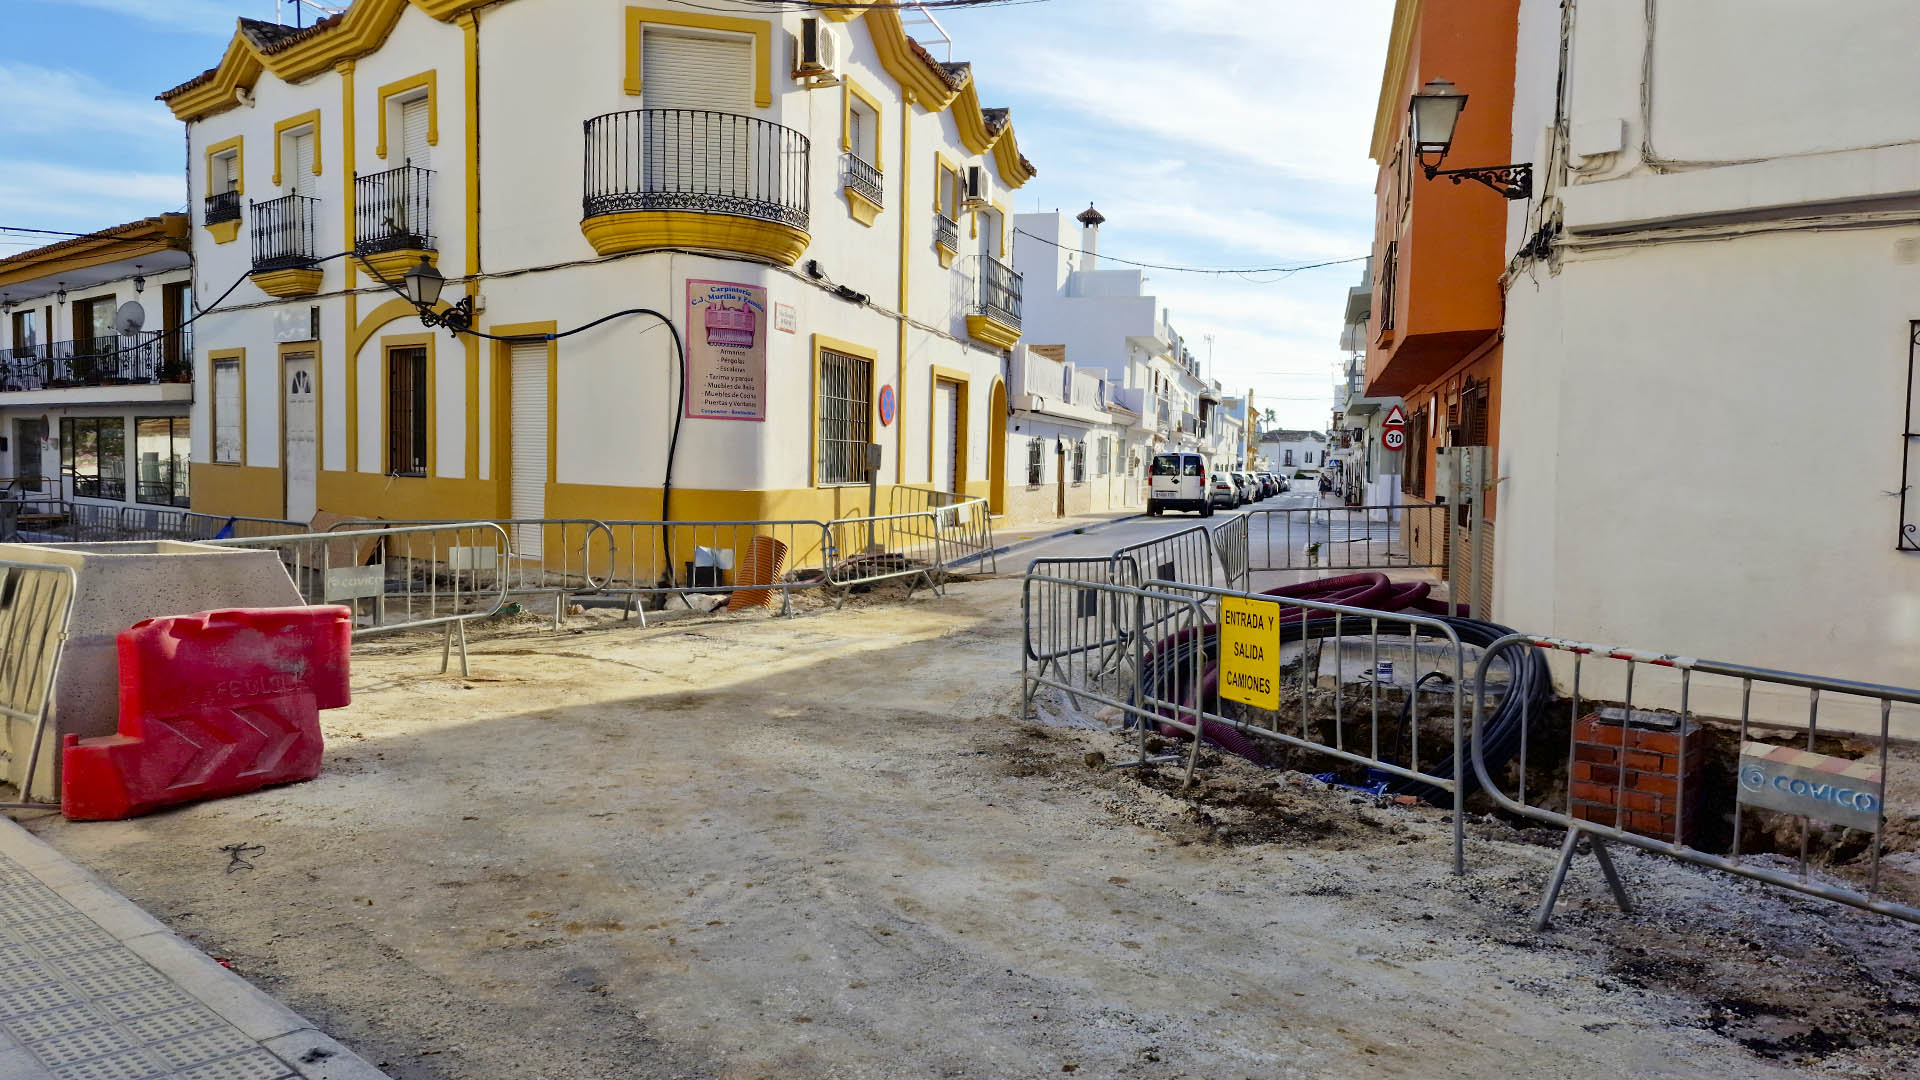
[0,0,1391,429]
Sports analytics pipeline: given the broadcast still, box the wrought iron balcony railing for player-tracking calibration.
[0,329,193,392]
[583,109,809,230]
[973,253,1023,329]
[355,165,435,255]
[841,152,882,208]
[204,189,241,226]
[251,193,320,272]
[934,212,959,252]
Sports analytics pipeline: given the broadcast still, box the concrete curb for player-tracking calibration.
[0,816,390,1080]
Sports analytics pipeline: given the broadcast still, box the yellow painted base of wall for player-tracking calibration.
[251,267,325,297]
[190,463,287,520]
[206,220,241,245]
[966,313,1020,349]
[580,211,810,266]
[318,470,501,522]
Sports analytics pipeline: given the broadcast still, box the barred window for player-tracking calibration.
[1096,437,1110,476]
[817,348,872,485]
[388,346,428,477]
[1026,437,1043,485]
[1071,441,1085,483]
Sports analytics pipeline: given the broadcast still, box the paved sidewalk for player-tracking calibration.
[0,818,385,1080]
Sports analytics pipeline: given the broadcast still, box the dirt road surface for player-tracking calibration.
[15,576,1920,1078]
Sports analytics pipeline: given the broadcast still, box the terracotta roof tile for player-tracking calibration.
[0,215,188,274]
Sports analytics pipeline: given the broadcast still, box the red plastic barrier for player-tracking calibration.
[61,606,352,821]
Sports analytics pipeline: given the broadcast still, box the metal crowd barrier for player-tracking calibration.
[827,511,946,599]
[889,486,998,573]
[1110,524,1215,590]
[331,518,610,629]
[1210,514,1250,593]
[1151,578,1472,872]
[208,522,510,675]
[597,518,832,619]
[1243,503,1447,573]
[1021,556,1136,693]
[0,560,78,809]
[8,504,309,544]
[1021,573,1212,785]
[1468,634,1920,928]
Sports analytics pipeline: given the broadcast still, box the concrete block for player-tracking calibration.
[0,541,301,800]
[264,1029,392,1080]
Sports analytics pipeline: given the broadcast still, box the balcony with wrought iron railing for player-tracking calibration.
[204,189,241,226]
[355,164,435,280]
[966,254,1022,349]
[250,194,323,297]
[582,108,811,265]
[933,212,960,266]
[0,329,193,395]
[841,152,882,226]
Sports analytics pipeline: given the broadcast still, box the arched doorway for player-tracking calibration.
[987,379,1008,515]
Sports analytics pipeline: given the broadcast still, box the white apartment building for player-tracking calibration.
[1010,205,1235,515]
[1262,429,1327,477]
[1004,344,1137,520]
[1329,259,1401,501]
[160,0,1034,534]
[1499,0,1920,726]
[0,216,195,512]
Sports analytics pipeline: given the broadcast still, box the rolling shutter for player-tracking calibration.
[218,152,238,193]
[291,130,316,197]
[641,30,752,195]
[509,341,548,556]
[400,97,431,167]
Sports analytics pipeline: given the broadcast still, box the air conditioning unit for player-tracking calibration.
[793,17,842,84]
[965,164,993,208]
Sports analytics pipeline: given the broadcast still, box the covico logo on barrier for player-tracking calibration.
[1737,742,1884,833]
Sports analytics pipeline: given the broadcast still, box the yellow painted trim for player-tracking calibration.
[374,70,438,160]
[842,75,884,168]
[925,365,970,493]
[810,334,882,490]
[991,124,1034,188]
[580,211,809,266]
[270,109,322,188]
[986,377,1007,514]
[359,247,437,280]
[209,348,247,466]
[163,34,265,123]
[339,61,357,290]
[250,268,324,298]
[896,86,911,477]
[1371,0,1422,163]
[278,340,322,518]
[348,297,440,473]
[203,135,244,196]
[820,4,862,21]
[623,6,772,108]
[991,198,1011,258]
[862,8,958,110]
[932,151,960,213]
[189,463,284,518]
[489,321,558,515]
[348,297,423,364]
[207,220,241,245]
[845,186,881,227]
[966,313,1020,350]
[380,331,437,478]
[461,12,480,279]
[952,82,993,155]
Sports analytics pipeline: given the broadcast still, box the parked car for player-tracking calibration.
[1148,452,1213,516]
[1209,472,1240,509]
[1258,473,1279,498]
[1230,472,1259,504]
[1273,473,1290,493]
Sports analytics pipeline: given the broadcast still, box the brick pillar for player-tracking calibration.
[1569,708,1705,845]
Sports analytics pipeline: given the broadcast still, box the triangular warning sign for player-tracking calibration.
[1383,404,1408,426]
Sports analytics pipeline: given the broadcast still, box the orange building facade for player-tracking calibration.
[1364,0,1517,606]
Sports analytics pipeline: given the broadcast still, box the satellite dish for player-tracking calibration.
[114,301,146,335]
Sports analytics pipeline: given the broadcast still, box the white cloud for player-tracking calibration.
[25,0,247,35]
[0,64,178,142]
[0,162,185,233]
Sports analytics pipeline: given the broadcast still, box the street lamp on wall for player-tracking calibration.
[1409,78,1533,201]
[401,256,474,336]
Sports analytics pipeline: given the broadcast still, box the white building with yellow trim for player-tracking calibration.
[161,0,1034,528]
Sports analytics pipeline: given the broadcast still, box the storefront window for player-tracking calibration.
[60,417,125,501]
[135,417,190,507]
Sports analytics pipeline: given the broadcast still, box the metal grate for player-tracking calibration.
[249,194,318,272]
[582,109,809,231]
[841,152,882,208]
[203,190,240,226]
[354,164,434,257]
[973,254,1023,328]
[934,212,959,253]
[816,348,871,485]
[388,346,427,477]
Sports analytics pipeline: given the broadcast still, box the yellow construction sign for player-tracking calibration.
[1219,594,1281,710]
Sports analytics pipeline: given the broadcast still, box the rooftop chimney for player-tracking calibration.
[1076,202,1105,272]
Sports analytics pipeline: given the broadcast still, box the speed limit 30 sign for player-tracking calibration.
[1382,427,1406,451]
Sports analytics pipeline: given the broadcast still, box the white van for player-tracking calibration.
[1147,452,1212,516]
